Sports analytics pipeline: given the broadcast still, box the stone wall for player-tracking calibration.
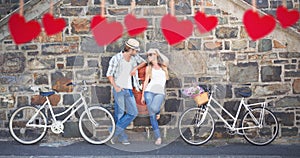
[0,0,299,143]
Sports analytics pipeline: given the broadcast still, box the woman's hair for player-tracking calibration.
[147,49,169,80]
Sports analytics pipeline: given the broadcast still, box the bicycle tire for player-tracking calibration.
[178,107,215,145]
[79,106,115,144]
[241,107,279,146]
[9,106,47,145]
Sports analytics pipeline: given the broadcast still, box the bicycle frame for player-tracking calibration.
[202,91,267,132]
[27,92,97,129]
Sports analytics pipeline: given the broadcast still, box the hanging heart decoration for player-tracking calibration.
[8,13,41,44]
[194,11,218,34]
[276,5,300,28]
[91,15,123,46]
[243,10,276,41]
[42,13,66,36]
[161,14,193,45]
[124,14,148,37]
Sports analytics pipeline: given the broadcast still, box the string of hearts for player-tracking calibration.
[8,0,300,46]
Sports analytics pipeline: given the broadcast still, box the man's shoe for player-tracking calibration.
[121,140,130,145]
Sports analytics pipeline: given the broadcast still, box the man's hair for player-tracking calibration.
[123,45,132,52]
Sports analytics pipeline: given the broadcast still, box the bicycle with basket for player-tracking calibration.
[179,85,279,146]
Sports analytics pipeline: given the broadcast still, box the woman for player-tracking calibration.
[141,48,169,145]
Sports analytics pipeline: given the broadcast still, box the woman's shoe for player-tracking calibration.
[155,138,162,145]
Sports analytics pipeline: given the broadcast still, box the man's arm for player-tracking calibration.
[107,76,122,92]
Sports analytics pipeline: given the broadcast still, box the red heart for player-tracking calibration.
[8,13,41,44]
[91,15,123,46]
[194,11,218,34]
[243,10,276,41]
[124,14,148,37]
[161,14,193,45]
[42,13,66,36]
[276,6,300,28]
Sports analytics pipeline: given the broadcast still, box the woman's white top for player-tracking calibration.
[145,68,166,94]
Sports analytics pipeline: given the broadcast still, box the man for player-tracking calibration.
[106,38,146,145]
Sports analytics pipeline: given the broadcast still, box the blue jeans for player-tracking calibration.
[113,88,138,141]
[144,91,165,139]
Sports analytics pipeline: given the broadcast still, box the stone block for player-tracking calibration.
[173,1,191,15]
[71,18,90,34]
[254,84,290,96]
[221,52,235,61]
[71,0,88,6]
[229,62,258,83]
[204,41,222,50]
[62,121,81,138]
[133,116,151,126]
[222,100,241,119]
[285,71,300,77]
[17,96,28,107]
[66,56,84,67]
[293,79,300,94]
[143,7,166,16]
[28,58,55,70]
[63,94,81,105]
[81,37,104,53]
[261,66,282,82]
[117,0,131,5]
[275,96,300,107]
[94,0,114,5]
[234,87,251,98]
[0,52,25,73]
[164,99,183,112]
[258,39,272,52]
[188,38,201,50]
[215,27,238,39]
[108,8,128,15]
[88,60,99,67]
[52,77,73,93]
[274,112,295,126]
[21,45,38,51]
[137,0,158,5]
[279,52,300,58]
[166,77,181,88]
[281,127,298,137]
[91,86,111,105]
[101,56,111,77]
[75,69,98,80]
[232,40,247,50]
[158,114,174,126]
[61,8,83,16]
[42,43,78,55]
[34,73,49,85]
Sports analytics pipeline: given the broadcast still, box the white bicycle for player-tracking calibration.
[179,86,279,146]
[9,80,115,145]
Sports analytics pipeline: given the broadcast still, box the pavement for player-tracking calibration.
[1,134,300,158]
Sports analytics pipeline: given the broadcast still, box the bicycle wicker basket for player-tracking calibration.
[193,92,209,106]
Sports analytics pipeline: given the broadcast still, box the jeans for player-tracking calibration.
[144,91,165,139]
[113,88,138,141]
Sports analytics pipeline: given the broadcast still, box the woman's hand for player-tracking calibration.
[141,95,145,104]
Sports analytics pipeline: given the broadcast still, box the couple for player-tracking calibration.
[106,38,169,145]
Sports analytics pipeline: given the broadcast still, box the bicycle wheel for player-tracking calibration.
[178,107,215,145]
[79,106,115,144]
[242,107,279,146]
[9,106,47,144]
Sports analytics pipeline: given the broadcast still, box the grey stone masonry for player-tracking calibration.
[0,0,299,143]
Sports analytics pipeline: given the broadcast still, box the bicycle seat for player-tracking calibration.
[40,91,55,97]
[238,91,251,97]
